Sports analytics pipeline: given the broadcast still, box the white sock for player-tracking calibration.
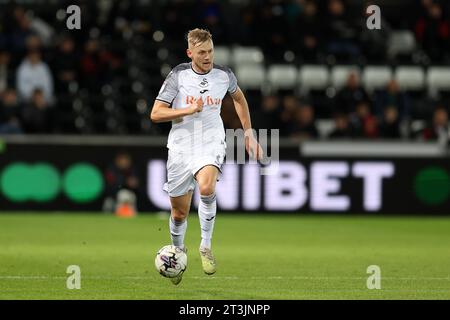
[169,217,187,249]
[198,193,216,250]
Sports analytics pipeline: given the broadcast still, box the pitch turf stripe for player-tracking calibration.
[1,276,449,281]
[1,289,450,294]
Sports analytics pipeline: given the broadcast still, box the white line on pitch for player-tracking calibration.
[0,276,449,281]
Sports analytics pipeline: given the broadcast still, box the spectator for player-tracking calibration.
[358,1,392,63]
[379,106,402,139]
[162,1,195,42]
[0,50,13,94]
[80,39,121,92]
[257,0,291,62]
[25,34,42,51]
[198,0,228,45]
[374,79,411,121]
[9,6,54,50]
[335,72,369,114]
[26,10,55,47]
[52,36,80,93]
[415,3,450,62]
[253,94,282,130]
[284,0,306,24]
[21,89,51,133]
[9,6,34,57]
[290,103,319,139]
[329,112,352,139]
[103,152,140,215]
[325,0,360,61]
[350,101,378,138]
[415,0,434,17]
[0,88,23,134]
[293,0,323,63]
[80,39,104,92]
[23,34,51,69]
[0,1,446,137]
[105,151,139,197]
[280,94,301,136]
[238,4,259,45]
[420,106,449,141]
[16,49,54,104]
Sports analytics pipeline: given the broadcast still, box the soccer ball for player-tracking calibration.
[155,245,187,278]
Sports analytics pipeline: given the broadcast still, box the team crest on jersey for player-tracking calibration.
[199,78,209,88]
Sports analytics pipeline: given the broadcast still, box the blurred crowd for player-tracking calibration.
[234,73,450,141]
[0,0,449,141]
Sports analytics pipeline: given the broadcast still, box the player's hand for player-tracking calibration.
[245,134,264,161]
[187,97,203,115]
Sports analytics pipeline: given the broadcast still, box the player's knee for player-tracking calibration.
[172,207,188,220]
[199,183,215,197]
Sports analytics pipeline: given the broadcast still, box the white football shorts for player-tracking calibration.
[163,141,226,197]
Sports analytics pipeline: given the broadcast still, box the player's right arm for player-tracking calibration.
[150,98,203,123]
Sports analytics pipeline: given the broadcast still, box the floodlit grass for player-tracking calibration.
[0,213,449,299]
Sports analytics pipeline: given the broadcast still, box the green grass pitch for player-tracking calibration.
[0,213,449,300]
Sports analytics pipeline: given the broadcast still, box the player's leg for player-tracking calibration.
[164,149,196,285]
[195,165,219,274]
[167,191,192,285]
[169,191,193,251]
[165,149,195,251]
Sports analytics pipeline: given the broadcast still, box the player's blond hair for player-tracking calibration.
[187,28,212,48]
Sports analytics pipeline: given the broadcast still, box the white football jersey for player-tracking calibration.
[156,62,238,152]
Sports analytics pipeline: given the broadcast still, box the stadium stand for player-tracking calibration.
[0,0,449,141]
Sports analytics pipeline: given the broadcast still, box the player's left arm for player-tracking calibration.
[230,87,264,161]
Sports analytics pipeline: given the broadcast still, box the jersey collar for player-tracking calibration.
[190,62,212,75]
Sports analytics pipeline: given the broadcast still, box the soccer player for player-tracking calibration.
[150,28,263,285]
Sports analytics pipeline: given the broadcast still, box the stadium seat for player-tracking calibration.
[362,66,393,93]
[426,67,450,97]
[231,46,264,66]
[330,65,361,89]
[235,64,266,90]
[267,64,298,90]
[298,65,329,94]
[387,30,416,59]
[299,65,333,118]
[316,119,335,138]
[395,66,425,91]
[213,46,231,66]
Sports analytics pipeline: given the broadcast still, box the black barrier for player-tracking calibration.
[0,141,449,214]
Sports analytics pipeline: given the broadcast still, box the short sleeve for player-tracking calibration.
[226,67,238,94]
[156,69,178,104]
